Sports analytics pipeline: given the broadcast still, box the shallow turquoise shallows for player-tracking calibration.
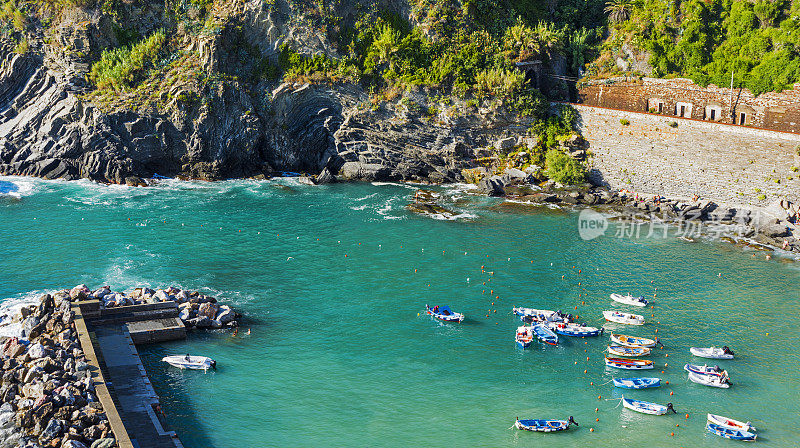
[1,176,799,448]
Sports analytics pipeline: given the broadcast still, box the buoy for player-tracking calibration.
[596,418,599,422]
[670,432,674,437]
[495,296,499,299]
[491,302,494,305]
[665,354,669,357]
[598,395,601,400]
[685,414,689,419]
[417,313,419,316]
[578,282,581,286]
[562,275,565,279]
[585,370,588,374]
[766,332,769,336]
[579,269,582,273]
[670,391,674,396]
[676,424,680,427]
[665,363,668,367]
[595,408,598,412]
[575,306,578,310]
[661,371,665,374]
[590,428,594,432]
[582,301,585,305]
[574,361,577,365]
[586,356,590,361]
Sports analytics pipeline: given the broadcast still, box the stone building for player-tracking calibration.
[577,77,800,134]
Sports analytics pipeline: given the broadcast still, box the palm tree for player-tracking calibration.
[604,0,635,24]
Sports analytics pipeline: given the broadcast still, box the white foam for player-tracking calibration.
[0,290,50,338]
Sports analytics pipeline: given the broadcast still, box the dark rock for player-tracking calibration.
[315,167,336,184]
[38,418,64,445]
[477,175,506,197]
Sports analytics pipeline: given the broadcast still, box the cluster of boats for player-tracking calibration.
[425,295,753,440]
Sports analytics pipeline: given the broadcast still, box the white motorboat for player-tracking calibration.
[162,355,216,371]
[603,310,645,325]
[688,371,730,388]
[690,346,734,359]
[610,293,648,307]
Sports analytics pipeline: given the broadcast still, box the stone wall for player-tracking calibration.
[578,78,800,134]
[574,104,800,209]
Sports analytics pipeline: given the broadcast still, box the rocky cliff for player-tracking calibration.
[0,0,538,185]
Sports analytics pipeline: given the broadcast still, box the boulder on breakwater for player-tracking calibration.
[71,286,242,330]
[0,292,117,448]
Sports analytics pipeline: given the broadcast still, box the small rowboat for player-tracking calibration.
[610,293,648,307]
[605,357,653,370]
[515,326,534,349]
[608,345,651,357]
[531,323,558,345]
[688,371,730,388]
[613,377,661,389]
[547,321,602,337]
[513,307,556,318]
[514,416,577,432]
[162,355,216,371]
[622,397,676,415]
[690,346,734,359]
[707,413,755,431]
[684,363,726,377]
[706,422,757,441]
[610,333,658,348]
[603,310,645,325]
[425,304,464,322]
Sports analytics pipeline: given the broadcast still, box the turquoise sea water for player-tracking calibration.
[1,176,799,447]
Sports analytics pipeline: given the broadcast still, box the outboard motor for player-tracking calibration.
[666,403,677,414]
[723,346,734,355]
[211,360,217,369]
[656,338,665,348]
[568,416,578,427]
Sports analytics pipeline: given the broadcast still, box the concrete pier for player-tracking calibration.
[73,300,186,448]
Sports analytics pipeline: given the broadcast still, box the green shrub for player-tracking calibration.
[757,194,766,201]
[545,148,586,184]
[668,121,678,128]
[12,37,27,54]
[620,118,630,125]
[89,29,167,92]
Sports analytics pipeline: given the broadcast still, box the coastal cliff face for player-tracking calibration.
[0,0,536,184]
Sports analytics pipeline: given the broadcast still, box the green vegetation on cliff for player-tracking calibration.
[89,29,166,91]
[595,0,800,95]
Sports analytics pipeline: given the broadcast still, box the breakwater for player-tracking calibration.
[0,283,241,448]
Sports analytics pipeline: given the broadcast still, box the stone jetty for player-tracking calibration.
[71,285,241,330]
[0,292,116,448]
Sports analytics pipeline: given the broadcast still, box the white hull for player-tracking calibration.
[707,413,754,431]
[610,333,657,348]
[690,347,734,359]
[688,371,730,388]
[163,355,215,371]
[622,398,667,415]
[603,311,645,325]
[610,293,648,307]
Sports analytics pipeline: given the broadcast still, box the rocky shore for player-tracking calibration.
[472,168,799,254]
[0,292,116,448]
[68,285,240,330]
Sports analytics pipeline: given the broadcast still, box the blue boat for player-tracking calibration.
[612,377,661,389]
[425,304,464,322]
[515,326,534,349]
[531,323,558,345]
[548,322,602,337]
[706,422,757,441]
[514,416,577,432]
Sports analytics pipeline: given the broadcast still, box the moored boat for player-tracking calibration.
[605,356,653,370]
[684,363,726,377]
[513,307,573,323]
[622,397,676,415]
[707,413,755,431]
[514,416,578,432]
[610,293,648,307]
[690,346,734,359]
[162,355,216,371]
[547,321,602,337]
[531,323,558,345]
[706,422,757,441]
[603,310,645,325]
[612,377,661,389]
[515,326,534,348]
[425,304,464,322]
[688,371,731,388]
[610,333,658,348]
[608,345,651,357]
